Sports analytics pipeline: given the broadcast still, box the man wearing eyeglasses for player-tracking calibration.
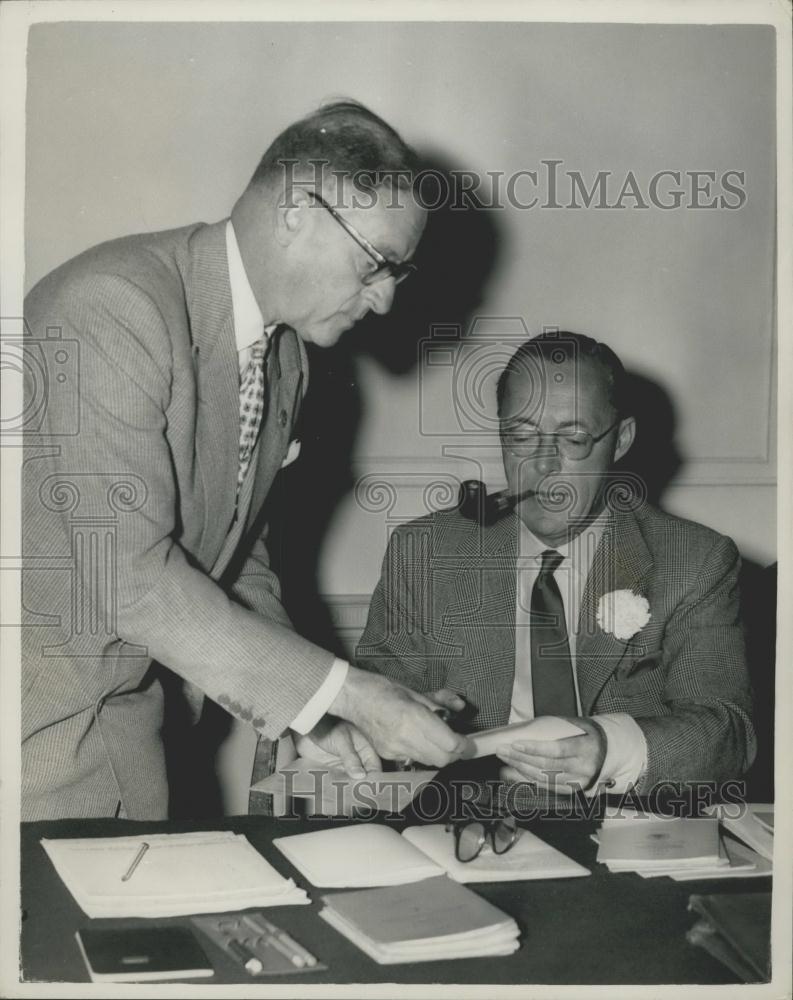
[357,331,755,808]
[21,100,469,821]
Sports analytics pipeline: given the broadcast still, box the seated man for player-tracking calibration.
[356,332,755,808]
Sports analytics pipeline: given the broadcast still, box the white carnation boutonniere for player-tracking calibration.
[597,589,651,641]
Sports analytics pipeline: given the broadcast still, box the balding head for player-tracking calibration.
[231,99,426,348]
[247,99,419,208]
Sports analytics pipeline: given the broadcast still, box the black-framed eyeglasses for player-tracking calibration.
[445,816,520,863]
[306,190,418,286]
[501,419,621,461]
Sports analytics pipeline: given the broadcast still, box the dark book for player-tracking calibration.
[76,926,214,982]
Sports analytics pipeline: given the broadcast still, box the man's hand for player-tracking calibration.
[329,667,471,767]
[294,718,382,779]
[426,688,466,715]
[496,716,607,794]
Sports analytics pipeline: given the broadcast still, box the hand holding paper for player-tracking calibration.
[295,719,382,779]
[492,716,607,794]
[329,667,471,767]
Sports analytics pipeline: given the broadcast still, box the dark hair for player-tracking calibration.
[249,99,419,195]
[495,331,631,418]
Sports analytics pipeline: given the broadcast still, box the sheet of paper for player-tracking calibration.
[402,823,590,883]
[466,716,586,759]
[251,758,438,815]
[273,823,443,888]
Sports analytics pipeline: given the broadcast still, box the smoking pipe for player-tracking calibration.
[456,480,535,525]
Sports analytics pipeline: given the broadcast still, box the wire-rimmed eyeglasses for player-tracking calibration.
[501,420,620,461]
[306,189,418,286]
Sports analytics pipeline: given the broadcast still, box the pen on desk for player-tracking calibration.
[120,842,149,882]
[258,916,317,967]
[228,937,264,975]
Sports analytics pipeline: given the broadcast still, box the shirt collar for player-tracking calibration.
[226,219,275,351]
[518,509,608,579]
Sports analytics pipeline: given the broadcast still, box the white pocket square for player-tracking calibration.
[281,438,301,468]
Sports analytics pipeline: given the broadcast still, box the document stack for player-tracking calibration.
[41,830,309,917]
[594,805,773,880]
[319,875,521,964]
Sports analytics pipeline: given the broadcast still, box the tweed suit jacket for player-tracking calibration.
[357,502,756,792]
[21,221,335,821]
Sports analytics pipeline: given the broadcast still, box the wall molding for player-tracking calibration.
[325,594,372,631]
[347,458,777,510]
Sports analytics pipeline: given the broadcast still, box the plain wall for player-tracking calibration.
[25,21,777,813]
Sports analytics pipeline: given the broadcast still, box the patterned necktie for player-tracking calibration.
[237,335,268,496]
[531,549,577,717]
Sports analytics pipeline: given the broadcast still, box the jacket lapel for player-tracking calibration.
[576,506,654,714]
[444,512,519,727]
[485,514,521,725]
[186,221,240,565]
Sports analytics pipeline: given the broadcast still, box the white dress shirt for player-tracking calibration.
[510,513,647,792]
[225,221,348,736]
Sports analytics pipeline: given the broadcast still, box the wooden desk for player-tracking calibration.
[19,814,770,985]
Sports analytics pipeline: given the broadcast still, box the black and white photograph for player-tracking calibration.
[0,0,790,995]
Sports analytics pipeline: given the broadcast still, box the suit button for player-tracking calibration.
[279,409,288,427]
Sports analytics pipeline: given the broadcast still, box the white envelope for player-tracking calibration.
[467,716,586,758]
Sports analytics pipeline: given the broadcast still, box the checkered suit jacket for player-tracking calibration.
[22,221,334,820]
[357,502,756,791]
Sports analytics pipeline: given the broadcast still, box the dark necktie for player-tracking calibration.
[531,549,577,717]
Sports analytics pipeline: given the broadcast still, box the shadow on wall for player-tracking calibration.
[272,153,503,653]
[619,369,682,507]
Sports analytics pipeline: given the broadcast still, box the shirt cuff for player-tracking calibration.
[289,658,349,734]
[587,712,647,795]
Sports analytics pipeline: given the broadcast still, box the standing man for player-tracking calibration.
[22,100,467,821]
[357,332,755,806]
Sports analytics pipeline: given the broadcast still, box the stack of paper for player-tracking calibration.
[594,806,773,881]
[319,875,520,964]
[595,814,724,875]
[41,831,309,918]
[274,822,588,888]
[705,803,774,863]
